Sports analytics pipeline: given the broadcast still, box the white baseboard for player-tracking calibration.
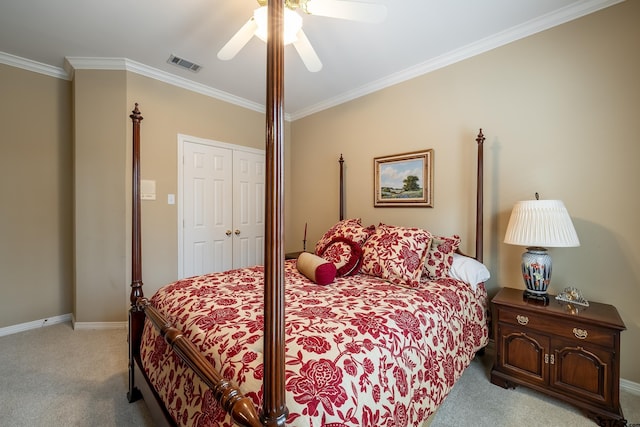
[72,319,127,330]
[0,313,73,337]
[0,314,127,336]
[621,378,640,396]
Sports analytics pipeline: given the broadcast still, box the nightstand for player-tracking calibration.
[490,287,626,426]
[285,251,305,260]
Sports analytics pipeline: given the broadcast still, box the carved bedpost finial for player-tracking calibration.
[130,103,143,122]
[476,128,485,146]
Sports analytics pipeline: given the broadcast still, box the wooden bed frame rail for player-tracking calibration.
[126,4,486,426]
[138,298,262,427]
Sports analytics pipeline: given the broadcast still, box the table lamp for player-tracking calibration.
[504,194,580,304]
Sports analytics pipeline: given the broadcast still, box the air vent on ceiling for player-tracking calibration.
[167,54,202,72]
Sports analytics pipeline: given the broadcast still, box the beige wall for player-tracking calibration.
[289,1,640,382]
[73,70,276,320]
[73,70,128,322]
[0,64,73,327]
[0,63,288,327]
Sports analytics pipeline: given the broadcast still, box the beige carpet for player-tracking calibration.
[0,322,153,427]
[0,322,638,426]
[430,345,640,426]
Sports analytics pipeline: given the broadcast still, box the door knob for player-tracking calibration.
[225,230,232,236]
[234,229,241,235]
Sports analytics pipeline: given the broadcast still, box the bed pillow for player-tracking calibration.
[423,234,461,279]
[360,223,432,288]
[317,236,363,276]
[315,218,374,276]
[296,252,337,285]
[448,253,490,291]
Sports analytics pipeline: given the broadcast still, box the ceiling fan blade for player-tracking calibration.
[217,18,258,60]
[305,0,387,23]
[293,29,322,72]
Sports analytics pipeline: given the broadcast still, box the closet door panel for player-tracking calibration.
[233,151,265,269]
[183,142,233,276]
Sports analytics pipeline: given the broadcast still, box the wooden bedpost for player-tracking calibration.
[339,154,345,220]
[130,103,144,309]
[262,1,288,426]
[128,103,144,403]
[475,129,485,263]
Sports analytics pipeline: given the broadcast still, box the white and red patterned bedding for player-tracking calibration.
[140,260,489,427]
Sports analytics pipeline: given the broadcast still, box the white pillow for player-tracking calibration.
[448,253,490,291]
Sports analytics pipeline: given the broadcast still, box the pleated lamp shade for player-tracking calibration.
[504,200,580,248]
[504,199,579,302]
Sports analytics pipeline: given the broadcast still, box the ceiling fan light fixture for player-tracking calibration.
[253,6,303,45]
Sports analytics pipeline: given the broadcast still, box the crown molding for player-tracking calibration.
[64,57,266,115]
[288,0,624,120]
[0,51,68,79]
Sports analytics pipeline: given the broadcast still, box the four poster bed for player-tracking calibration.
[127,4,489,427]
[128,111,489,427]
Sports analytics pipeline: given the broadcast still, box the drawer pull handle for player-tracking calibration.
[573,328,588,339]
[516,315,529,325]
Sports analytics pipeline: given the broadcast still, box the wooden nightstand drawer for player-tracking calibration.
[498,307,615,348]
[498,307,545,329]
[548,322,614,348]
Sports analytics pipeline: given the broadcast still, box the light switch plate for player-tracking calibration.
[141,179,156,200]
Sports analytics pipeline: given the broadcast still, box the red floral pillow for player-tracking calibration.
[315,219,374,276]
[360,224,432,288]
[318,237,363,276]
[423,234,461,279]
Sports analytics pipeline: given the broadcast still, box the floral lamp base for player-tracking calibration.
[521,247,551,305]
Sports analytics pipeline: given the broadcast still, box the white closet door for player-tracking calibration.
[183,142,233,277]
[232,150,265,268]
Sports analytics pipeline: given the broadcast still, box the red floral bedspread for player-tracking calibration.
[140,260,488,427]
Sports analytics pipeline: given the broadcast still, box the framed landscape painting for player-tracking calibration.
[374,149,433,207]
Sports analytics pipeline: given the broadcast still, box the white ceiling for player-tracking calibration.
[0,0,621,119]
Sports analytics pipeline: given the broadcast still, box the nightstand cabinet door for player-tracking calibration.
[498,323,549,387]
[551,339,613,408]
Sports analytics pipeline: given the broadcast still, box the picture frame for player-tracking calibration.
[374,149,433,207]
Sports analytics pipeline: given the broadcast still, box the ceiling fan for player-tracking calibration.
[217,0,387,72]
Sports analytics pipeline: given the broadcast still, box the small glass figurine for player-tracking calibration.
[556,286,589,312]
